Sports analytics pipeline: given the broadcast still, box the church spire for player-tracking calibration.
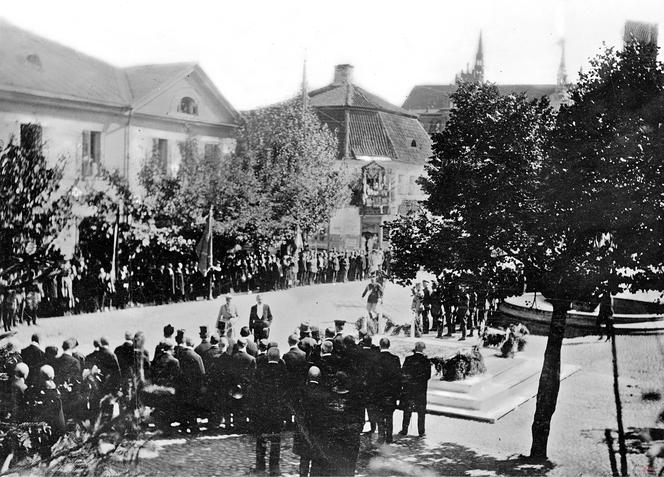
[556,38,567,92]
[474,30,484,82]
[301,56,308,116]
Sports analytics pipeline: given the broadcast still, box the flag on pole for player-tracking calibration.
[109,206,120,284]
[196,206,214,276]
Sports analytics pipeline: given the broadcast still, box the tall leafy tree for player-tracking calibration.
[387,80,554,298]
[238,96,349,238]
[390,41,664,462]
[527,40,664,459]
[139,136,268,253]
[0,137,72,284]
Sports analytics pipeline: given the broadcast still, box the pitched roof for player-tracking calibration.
[0,18,239,121]
[0,18,130,106]
[316,109,432,164]
[124,62,196,105]
[309,83,416,118]
[402,83,558,111]
[348,110,395,159]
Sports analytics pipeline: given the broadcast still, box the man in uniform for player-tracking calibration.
[361,276,383,322]
[456,287,470,341]
[421,280,432,334]
[399,341,431,438]
[217,295,239,340]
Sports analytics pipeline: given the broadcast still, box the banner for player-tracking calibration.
[196,207,214,276]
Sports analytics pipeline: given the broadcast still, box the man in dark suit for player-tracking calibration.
[398,341,431,437]
[370,337,401,443]
[205,336,232,429]
[55,338,81,386]
[114,331,135,381]
[230,337,256,431]
[239,326,258,357]
[21,333,45,386]
[255,339,269,368]
[282,333,308,387]
[177,336,205,432]
[96,337,121,394]
[55,338,82,419]
[249,295,273,340]
[153,324,175,366]
[71,339,86,370]
[194,326,212,357]
[357,335,379,435]
[253,347,286,475]
[151,341,180,433]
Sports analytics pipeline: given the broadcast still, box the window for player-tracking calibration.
[398,175,406,195]
[153,138,169,173]
[408,176,417,196]
[410,139,417,148]
[204,143,221,162]
[178,97,198,115]
[20,123,42,151]
[82,131,102,177]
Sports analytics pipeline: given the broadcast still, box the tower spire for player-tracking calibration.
[301,55,308,116]
[474,31,484,82]
[556,38,567,92]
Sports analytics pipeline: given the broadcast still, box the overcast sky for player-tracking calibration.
[2,0,663,110]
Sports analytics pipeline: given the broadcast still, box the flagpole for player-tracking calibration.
[208,205,214,300]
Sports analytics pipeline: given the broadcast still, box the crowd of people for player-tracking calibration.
[1,316,431,476]
[410,279,498,340]
[0,248,390,332]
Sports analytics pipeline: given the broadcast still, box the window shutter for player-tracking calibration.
[82,131,91,158]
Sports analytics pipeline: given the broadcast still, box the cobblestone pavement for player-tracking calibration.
[8,282,664,475]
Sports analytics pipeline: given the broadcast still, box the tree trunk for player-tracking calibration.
[530,298,570,459]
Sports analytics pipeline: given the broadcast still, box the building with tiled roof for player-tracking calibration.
[0,18,240,193]
[403,34,567,133]
[307,64,432,250]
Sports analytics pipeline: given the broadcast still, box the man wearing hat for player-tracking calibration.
[114,331,135,381]
[332,320,346,353]
[249,294,273,341]
[206,337,233,429]
[174,329,186,361]
[217,295,239,340]
[230,337,256,431]
[195,326,212,357]
[177,336,205,432]
[153,324,175,365]
[399,341,431,438]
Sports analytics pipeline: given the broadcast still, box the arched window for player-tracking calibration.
[178,97,198,115]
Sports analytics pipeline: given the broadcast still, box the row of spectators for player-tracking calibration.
[0,248,389,331]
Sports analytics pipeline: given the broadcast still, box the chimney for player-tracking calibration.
[333,64,353,85]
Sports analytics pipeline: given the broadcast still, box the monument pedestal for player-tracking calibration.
[426,350,579,423]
